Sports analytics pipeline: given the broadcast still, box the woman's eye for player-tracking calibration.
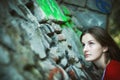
[88,42,94,46]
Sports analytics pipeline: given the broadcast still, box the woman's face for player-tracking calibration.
[81,33,106,62]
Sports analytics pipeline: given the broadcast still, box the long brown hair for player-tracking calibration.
[80,27,120,63]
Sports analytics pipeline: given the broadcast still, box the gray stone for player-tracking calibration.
[0,66,24,80]
[0,46,10,64]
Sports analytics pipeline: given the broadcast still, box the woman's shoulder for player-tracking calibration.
[104,59,120,80]
[110,59,120,66]
[107,59,120,70]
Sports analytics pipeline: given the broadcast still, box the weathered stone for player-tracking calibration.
[0,0,103,80]
[0,66,24,80]
[63,0,86,7]
[52,22,62,34]
[0,46,10,64]
[57,34,66,42]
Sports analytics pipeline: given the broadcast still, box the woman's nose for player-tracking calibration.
[83,45,89,53]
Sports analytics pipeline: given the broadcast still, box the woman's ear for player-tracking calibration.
[103,47,108,53]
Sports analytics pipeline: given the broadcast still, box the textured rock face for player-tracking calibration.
[0,0,102,80]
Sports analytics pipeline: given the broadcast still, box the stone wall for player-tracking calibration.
[0,0,102,80]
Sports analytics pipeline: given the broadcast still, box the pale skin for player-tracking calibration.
[81,33,109,69]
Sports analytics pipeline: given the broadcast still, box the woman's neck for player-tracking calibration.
[93,53,109,69]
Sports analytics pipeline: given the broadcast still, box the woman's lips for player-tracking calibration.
[84,54,90,58]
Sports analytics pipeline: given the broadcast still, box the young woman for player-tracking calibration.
[80,27,120,80]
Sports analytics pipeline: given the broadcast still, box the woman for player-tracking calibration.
[80,27,120,80]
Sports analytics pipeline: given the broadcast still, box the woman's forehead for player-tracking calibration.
[82,33,97,42]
